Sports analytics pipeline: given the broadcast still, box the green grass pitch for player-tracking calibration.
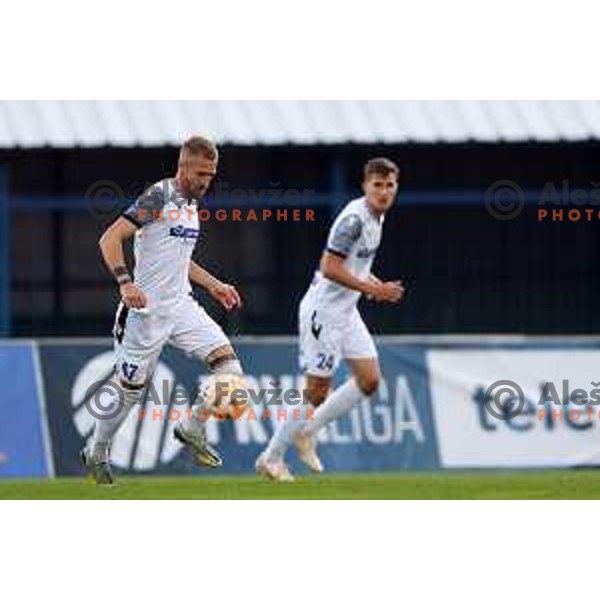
[1,470,600,499]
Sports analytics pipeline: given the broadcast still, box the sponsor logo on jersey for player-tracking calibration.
[169,225,200,240]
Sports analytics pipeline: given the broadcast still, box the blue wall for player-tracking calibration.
[0,343,50,477]
[4,337,600,478]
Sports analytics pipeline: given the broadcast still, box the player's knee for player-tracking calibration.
[207,347,244,376]
[119,378,145,390]
[357,373,380,397]
[305,382,330,407]
[209,355,244,377]
[116,378,146,404]
[307,389,327,407]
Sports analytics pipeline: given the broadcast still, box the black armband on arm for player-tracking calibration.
[113,266,132,285]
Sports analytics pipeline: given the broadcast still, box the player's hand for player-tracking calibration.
[120,282,148,309]
[366,280,405,303]
[210,282,242,311]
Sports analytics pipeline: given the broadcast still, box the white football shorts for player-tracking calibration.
[298,297,378,378]
[113,294,230,386]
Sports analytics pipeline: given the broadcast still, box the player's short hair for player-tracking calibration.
[363,157,400,180]
[179,135,219,163]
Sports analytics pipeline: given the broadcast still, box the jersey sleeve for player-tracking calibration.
[326,213,363,258]
[122,184,165,228]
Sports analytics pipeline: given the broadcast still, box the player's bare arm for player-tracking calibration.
[99,216,147,309]
[320,251,404,303]
[189,260,242,311]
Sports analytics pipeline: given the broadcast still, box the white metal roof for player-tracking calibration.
[0,100,598,148]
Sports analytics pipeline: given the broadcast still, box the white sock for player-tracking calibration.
[263,404,313,461]
[302,379,365,437]
[183,400,210,438]
[91,377,144,461]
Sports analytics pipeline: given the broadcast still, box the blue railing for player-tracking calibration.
[8,188,556,212]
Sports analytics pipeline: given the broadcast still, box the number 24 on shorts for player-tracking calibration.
[316,353,334,371]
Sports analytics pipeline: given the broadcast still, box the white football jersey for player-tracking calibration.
[122,178,200,313]
[303,196,384,317]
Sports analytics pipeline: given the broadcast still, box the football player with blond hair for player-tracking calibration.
[82,135,245,484]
